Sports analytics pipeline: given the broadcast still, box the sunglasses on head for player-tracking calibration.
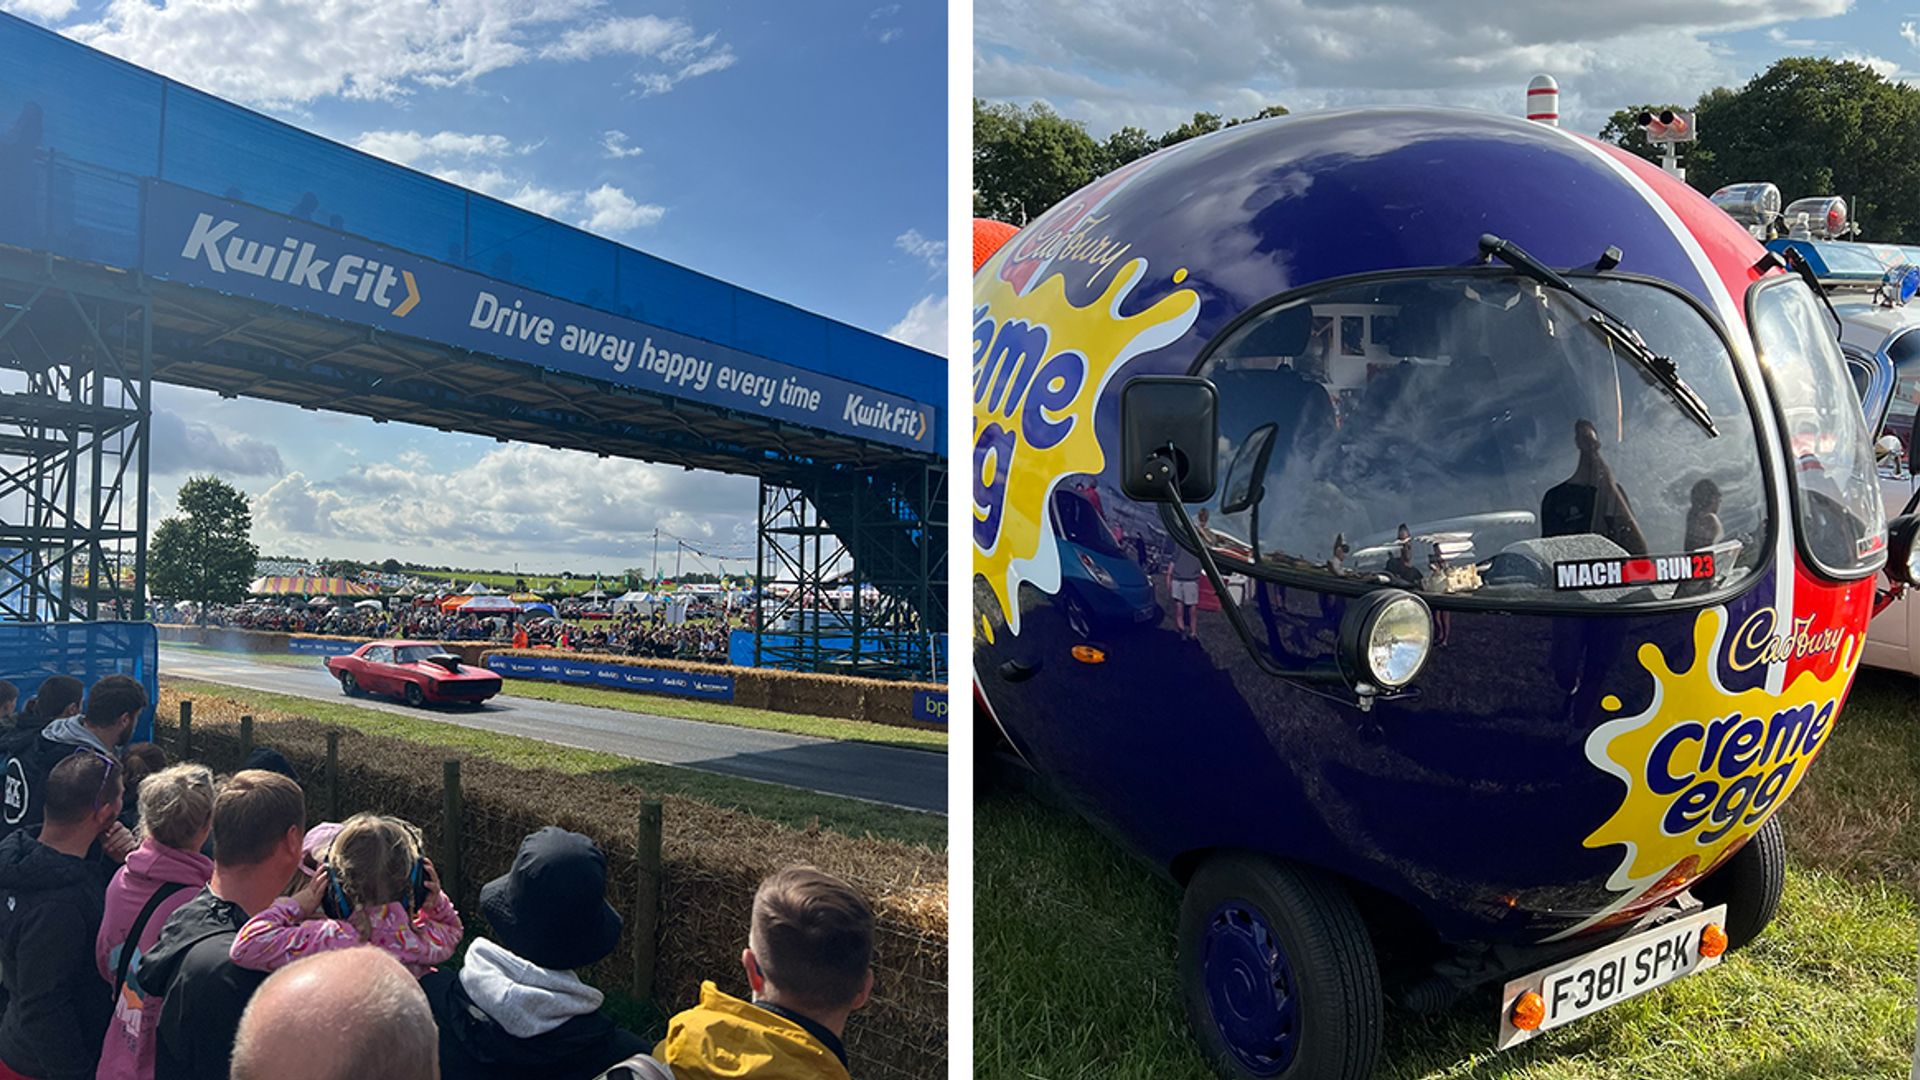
[73,747,119,812]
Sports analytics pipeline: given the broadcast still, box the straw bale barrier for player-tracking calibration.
[481,648,946,731]
[151,686,947,1080]
[154,626,946,729]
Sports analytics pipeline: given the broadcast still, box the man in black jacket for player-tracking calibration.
[0,674,144,846]
[140,770,305,1080]
[0,750,125,1079]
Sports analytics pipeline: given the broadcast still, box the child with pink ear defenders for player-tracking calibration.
[228,813,463,977]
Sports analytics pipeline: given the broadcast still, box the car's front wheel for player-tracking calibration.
[1691,815,1786,951]
[404,682,426,707]
[1178,853,1382,1080]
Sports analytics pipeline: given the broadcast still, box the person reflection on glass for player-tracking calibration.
[1675,479,1723,599]
[1540,419,1649,554]
[1385,523,1423,587]
[1328,533,1350,575]
[1422,542,1453,646]
[1167,511,1207,641]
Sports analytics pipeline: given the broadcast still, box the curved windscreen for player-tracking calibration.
[1748,277,1886,578]
[1193,273,1768,606]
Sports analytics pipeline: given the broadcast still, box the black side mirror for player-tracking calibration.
[1120,376,1217,502]
[1220,422,1278,516]
[1889,514,1920,585]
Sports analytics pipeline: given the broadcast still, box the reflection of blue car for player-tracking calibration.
[1052,488,1159,636]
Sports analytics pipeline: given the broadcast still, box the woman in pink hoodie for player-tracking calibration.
[94,764,214,1080]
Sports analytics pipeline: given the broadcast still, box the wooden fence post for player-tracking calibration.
[238,715,253,763]
[325,731,340,822]
[177,700,192,759]
[634,800,663,1001]
[441,760,463,904]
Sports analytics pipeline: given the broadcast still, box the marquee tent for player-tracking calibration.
[249,576,376,597]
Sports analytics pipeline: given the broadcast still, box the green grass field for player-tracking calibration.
[159,642,944,750]
[163,677,946,850]
[975,668,1920,1079]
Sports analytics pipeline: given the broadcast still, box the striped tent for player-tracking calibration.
[248,575,378,597]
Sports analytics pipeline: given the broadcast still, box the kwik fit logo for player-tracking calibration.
[179,213,422,317]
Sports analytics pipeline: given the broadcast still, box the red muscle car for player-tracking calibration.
[325,641,502,706]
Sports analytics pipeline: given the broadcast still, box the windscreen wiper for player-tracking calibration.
[1479,233,1720,437]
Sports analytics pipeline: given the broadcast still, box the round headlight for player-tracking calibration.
[1891,514,1920,587]
[1338,590,1433,691]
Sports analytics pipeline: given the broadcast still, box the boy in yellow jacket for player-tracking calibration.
[654,867,872,1080]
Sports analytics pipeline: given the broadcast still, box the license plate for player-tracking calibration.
[1496,904,1727,1050]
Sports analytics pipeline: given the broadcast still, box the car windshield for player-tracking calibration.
[1748,276,1887,577]
[395,645,448,664]
[1193,272,1768,606]
[1053,489,1125,557]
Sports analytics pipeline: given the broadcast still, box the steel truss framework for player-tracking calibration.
[755,464,947,681]
[0,254,150,623]
[0,250,944,680]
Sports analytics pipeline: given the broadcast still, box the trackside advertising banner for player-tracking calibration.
[287,638,361,657]
[140,182,936,453]
[911,690,947,724]
[486,654,734,702]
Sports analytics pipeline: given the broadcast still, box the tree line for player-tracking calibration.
[978,57,1920,242]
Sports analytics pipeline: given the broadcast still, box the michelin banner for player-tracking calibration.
[140,181,935,453]
[486,654,734,702]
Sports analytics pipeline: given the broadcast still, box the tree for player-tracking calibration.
[149,476,258,619]
[973,99,1103,224]
[976,100,1292,225]
[379,558,402,574]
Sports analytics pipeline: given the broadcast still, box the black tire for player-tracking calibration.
[339,672,358,697]
[404,682,426,707]
[1691,814,1786,951]
[1178,853,1382,1080]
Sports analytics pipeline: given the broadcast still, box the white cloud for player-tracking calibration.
[149,409,286,477]
[579,184,665,233]
[57,0,729,110]
[885,293,948,356]
[601,129,645,159]
[1840,51,1902,80]
[635,41,737,96]
[894,228,946,270]
[1904,21,1920,50]
[253,444,757,565]
[350,130,527,168]
[976,0,1854,135]
[0,0,77,22]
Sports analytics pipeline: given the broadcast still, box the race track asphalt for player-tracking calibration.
[157,646,946,814]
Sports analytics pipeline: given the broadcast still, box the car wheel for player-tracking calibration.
[404,682,426,707]
[1178,853,1382,1080]
[1691,815,1786,951]
[340,672,359,697]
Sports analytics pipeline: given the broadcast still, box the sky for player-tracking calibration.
[0,0,947,578]
[976,0,1916,140]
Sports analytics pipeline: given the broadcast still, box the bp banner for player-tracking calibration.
[140,181,935,453]
[486,654,734,702]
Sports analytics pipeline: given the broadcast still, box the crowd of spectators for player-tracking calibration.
[155,602,740,665]
[0,674,875,1080]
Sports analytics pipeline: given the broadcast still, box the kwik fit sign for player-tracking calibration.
[141,181,936,452]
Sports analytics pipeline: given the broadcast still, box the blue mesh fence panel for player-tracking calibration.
[0,622,160,741]
[616,246,736,344]
[159,84,467,260]
[464,194,618,308]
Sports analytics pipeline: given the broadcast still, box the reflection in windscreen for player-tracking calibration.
[395,645,448,664]
[1053,489,1124,557]
[1197,274,1767,605]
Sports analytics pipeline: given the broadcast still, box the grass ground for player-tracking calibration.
[163,676,946,851]
[159,641,944,750]
[975,667,1920,1079]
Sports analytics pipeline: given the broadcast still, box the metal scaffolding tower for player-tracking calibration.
[754,464,946,681]
[0,252,151,623]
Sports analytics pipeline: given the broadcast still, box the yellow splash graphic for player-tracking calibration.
[1564,606,1856,937]
[972,252,1199,634]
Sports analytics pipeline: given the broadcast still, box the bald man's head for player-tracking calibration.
[231,946,437,1080]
